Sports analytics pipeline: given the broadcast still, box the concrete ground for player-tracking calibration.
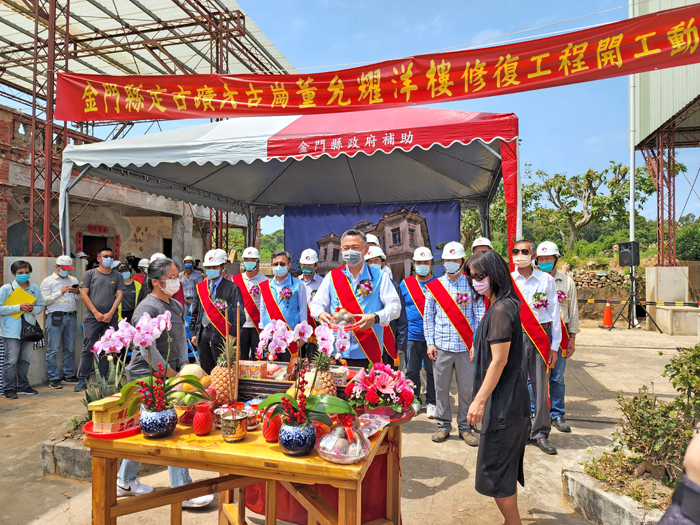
[1,326,695,525]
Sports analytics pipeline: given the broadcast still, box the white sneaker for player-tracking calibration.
[117,479,154,497]
[183,494,214,508]
[426,404,436,419]
[411,402,421,415]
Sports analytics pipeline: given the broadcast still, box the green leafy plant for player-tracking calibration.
[82,354,126,414]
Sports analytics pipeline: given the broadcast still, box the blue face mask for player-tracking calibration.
[444,261,462,275]
[206,269,220,280]
[369,263,383,272]
[272,265,288,278]
[184,263,193,269]
[243,261,258,272]
[415,264,431,277]
[58,269,69,278]
[538,261,555,273]
[16,274,30,283]
[301,266,314,276]
[101,257,113,268]
[121,271,131,281]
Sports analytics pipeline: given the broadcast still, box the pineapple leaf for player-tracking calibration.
[306,394,356,415]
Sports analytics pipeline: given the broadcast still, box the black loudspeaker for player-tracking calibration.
[618,241,640,267]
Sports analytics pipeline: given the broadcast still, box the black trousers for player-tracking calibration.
[197,324,225,374]
[345,358,370,369]
[79,316,118,379]
[239,327,260,361]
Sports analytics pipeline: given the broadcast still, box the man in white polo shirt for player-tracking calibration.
[231,247,268,361]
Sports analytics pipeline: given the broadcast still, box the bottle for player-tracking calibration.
[193,401,213,436]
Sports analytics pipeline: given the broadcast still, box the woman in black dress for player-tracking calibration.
[466,249,530,525]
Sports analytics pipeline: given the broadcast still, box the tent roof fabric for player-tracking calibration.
[61,107,518,216]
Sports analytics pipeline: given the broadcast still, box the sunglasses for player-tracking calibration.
[469,270,488,281]
[271,262,287,267]
[511,248,531,256]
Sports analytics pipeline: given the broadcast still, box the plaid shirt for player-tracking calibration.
[424,273,485,352]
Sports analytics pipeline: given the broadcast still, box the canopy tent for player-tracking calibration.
[59,106,520,253]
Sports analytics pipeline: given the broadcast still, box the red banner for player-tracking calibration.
[56,5,700,122]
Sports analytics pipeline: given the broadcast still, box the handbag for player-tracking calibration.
[20,315,44,342]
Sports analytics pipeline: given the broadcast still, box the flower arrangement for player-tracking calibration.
[532,292,549,310]
[344,362,415,413]
[116,312,210,414]
[256,320,313,360]
[557,290,567,303]
[279,286,293,301]
[355,279,373,298]
[310,289,317,299]
[280,372,309,425]
[456,292,470,307]
[250,284,260,297]
[213,299,227,312]
[84,319,134,406]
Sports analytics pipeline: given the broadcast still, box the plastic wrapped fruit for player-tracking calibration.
[316,419,371,465]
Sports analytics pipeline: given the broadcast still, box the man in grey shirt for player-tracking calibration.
[75,247,125,392]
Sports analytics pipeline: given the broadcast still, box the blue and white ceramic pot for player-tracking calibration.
[140,408,178,439]
[278,422,316,456]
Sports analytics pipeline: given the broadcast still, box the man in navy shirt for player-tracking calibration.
[400,247,436,417]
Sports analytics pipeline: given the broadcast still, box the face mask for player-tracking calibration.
[538,261,555,273]
[472,276,491,296]
[513,255,532,268]
[59,269,69,278]
[160,279,180,296]
[444,261,462,275]
[143,268,148,275]
[121,271,131,281]
[301,266,314,276]
[272,265,288,278]
[415,264,430,277]
[84,260,88,268]
[16,274,30,283]
[101,257,113,268]
[243,261,258,272]
[206,269,220,279]
[184,263,193,269]
[369,263,383,272]
[342,249,363,266]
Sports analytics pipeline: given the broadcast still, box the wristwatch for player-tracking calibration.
[373,313,380,325]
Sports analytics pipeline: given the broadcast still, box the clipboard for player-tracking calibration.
[4,286,36,319]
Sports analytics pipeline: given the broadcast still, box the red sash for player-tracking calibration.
[232,273,261,334]
[425,279,474,349]
[329,266,383,364]
[560,318,569,357]
[306,304,317,331]
[259,280,299,357]
[383,325,399,363]
[196,280,232,339]
[404,275,426,317]
[511,276,551,366]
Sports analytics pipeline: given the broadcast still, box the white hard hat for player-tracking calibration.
[138,258,149,268]
[442,241,466,260]
[76,251,87,258]
[366,233,380,245]
[472,237,493,250]
[300,249,318,264]
[413,247,433,261]
[365,246,386,261]
[183,255,195,263]
[110,260,121,269]
[242,247,260,260]
[149,252,166,263]
[537,241,560,257]
[204,249,228,266]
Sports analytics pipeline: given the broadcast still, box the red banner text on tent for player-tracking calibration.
[56,5,700,123]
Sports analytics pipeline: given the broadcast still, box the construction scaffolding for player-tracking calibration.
[0,0,293,256]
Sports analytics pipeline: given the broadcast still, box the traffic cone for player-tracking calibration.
[600,299,613,328]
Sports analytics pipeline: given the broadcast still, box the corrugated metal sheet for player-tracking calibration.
[633,0,700,146]
[0,0,295,97]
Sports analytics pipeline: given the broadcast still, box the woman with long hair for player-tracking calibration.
[466,249,530,525]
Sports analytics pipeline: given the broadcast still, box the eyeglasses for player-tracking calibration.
[511,248,531,256]
[271,262,287,267]
[470,270,488,281]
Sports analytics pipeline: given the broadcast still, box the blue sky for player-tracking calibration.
[241,0,699,234]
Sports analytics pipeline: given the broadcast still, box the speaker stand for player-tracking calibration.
[608,267,662,332]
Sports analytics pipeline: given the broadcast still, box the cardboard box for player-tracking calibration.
[92,413,140,433]
[330,366,349,386]
[239,360,268,379]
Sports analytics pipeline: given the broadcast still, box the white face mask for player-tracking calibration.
[513,255,532,268]
[160,278,180,296]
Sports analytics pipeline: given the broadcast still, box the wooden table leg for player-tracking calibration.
[92,457,117,525]
[307,514,318,525]
[219,472,234,525]
[265,480,277,525]
[171,501,182,525]
[338,485,360,525]
[386,426,402,524]
[238,487,246,525]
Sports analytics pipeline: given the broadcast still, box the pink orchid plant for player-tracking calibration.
[344,362,415,413]
[256,319,304,360]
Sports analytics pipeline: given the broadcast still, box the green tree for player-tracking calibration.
[525,162,656,251]
[258,229,284,261]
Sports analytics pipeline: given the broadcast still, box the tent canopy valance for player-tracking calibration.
[59,106,521,252]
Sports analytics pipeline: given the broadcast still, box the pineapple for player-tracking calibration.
[312,352,337,397]
[211,342,237,406]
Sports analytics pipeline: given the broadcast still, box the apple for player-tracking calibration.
[205,388,217,403]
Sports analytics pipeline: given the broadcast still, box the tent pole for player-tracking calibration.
[629,0,637,327]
